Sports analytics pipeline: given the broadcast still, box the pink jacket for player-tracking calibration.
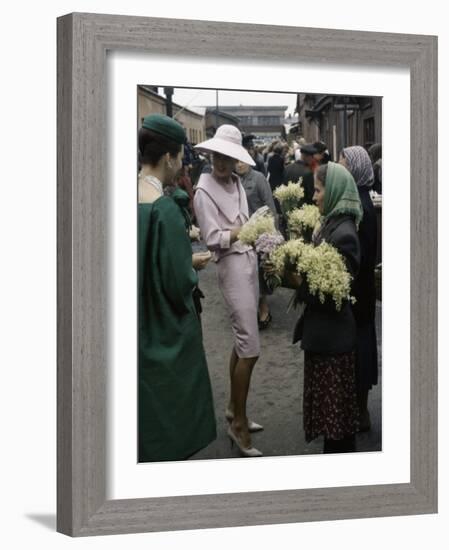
[194,172,252,262]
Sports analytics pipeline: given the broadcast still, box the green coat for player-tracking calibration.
[138,189,216,462]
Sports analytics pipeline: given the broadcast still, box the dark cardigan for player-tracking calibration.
[352,187,377,325]
[293,214,361,354]
[352,187,379,389]
[283,161,315,205]
[267,153,285,190]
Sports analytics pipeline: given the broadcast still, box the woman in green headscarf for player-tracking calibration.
[288,162,363,453]
[138,114,216,462]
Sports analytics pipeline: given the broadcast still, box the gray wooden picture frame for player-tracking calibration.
[57,12,438,537]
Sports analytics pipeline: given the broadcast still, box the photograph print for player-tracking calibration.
[137,85,382,463]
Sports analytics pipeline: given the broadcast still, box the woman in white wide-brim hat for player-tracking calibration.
[193,125,263,457]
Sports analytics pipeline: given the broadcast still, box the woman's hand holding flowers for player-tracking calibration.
[283,271,303,289]
[230,226,241,243]
[262,260,278,276]
[262,260,302,289]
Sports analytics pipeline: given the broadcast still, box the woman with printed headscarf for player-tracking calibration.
[340,146,379,432]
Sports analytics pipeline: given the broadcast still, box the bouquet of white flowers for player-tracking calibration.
[273,178,304,213]
[287,204,321,241]
[296,241,354,310]
[267,238,354,310]
[288,204,321,232]
[238,207,276,246]
[269,238,306,279]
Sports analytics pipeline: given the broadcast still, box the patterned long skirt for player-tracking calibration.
[303,351,359,442]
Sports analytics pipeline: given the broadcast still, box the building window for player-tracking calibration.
[257,116,281,126]
[363,117,375,147]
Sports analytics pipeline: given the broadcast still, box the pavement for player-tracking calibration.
[190,250,382,460]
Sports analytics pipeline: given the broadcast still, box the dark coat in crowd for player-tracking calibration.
[368,144,382,194]
[267,152,285,191]
[372,159,382,194]
[283,160,315,205]
[293,214,361,354]
[352,186,379,389]
[253,152,267,176]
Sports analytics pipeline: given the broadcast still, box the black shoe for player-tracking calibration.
[323,435,356,454]
[258,312,272,330]
[357,410,371,432]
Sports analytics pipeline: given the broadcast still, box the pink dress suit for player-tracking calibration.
[194,172,260,358]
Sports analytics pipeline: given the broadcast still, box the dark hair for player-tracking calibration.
[316,163,328,185]
[274,144,284,155]
[138,127,182,167]
[313,141,331,164]
[313,141,327,154]
[368,143,382,163]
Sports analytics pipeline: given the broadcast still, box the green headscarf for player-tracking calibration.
[322,162,363,226]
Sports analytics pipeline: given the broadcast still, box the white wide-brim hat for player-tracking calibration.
[194,124,256,166]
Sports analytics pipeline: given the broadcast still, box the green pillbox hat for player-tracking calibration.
[141,114,186,145]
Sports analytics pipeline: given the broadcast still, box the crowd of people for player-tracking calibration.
[138,112,381,461]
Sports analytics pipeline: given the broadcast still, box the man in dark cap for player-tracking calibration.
[313,141,332,165]
[282,142,317,204]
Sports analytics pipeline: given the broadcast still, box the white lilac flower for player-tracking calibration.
[288,204,321,236]
[238,214,276,246]
[267,238,353,310]
[273,178,304,213]
[269,238,306,276]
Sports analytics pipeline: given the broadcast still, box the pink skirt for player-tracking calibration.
[216,250,260,358]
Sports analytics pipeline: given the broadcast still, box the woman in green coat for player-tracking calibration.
[138,114,216,462]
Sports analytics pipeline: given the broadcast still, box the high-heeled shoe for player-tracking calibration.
[227,427,263,458]
[225,408,264,432]
[258,312,272,330]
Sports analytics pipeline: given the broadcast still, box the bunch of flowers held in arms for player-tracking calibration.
[238,179,354,311]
